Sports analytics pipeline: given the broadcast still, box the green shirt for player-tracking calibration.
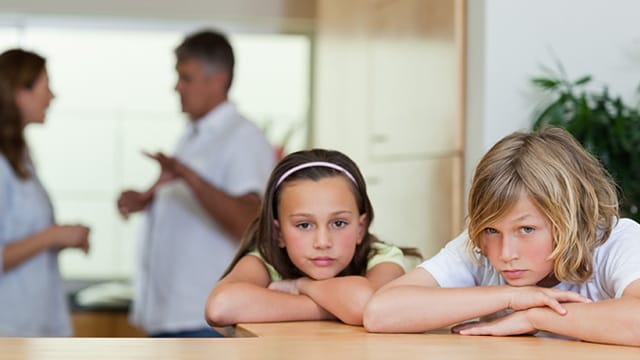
[248,242,407,281]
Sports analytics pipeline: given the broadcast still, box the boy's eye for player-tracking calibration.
[483,227,498,234]
[521,226,534,234]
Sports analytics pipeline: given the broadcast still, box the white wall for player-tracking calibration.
[466,0,640,194]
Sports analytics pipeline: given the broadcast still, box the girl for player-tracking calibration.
[206,149,419,326]
[0,49,90,336]
[364,127,640,346]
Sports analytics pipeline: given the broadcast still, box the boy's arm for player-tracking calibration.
[205,256,333,327]
[363,268,590,333]
[292,262,405,325]
[521,279,640,346]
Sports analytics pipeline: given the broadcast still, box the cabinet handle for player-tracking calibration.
[366,176,380,185]
[371,134,388,143]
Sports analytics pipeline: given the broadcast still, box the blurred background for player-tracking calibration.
[1,0,639,283]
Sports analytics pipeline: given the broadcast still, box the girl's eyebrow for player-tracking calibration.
[288,210,354,218]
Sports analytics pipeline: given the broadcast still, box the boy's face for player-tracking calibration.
[480,192,556,287]
[274,176,366,280]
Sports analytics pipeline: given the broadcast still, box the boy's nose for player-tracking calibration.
[499,235,519,262]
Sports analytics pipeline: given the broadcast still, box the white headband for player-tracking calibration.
[275,161,357,188]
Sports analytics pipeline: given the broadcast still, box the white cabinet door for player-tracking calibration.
[365,156,462,260]
[367,0,461,158]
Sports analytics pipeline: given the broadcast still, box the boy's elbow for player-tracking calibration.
[363,296,390,332]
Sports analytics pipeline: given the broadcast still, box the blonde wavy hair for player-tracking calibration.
[467,127,619,283]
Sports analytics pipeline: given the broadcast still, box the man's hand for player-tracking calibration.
[117,190,152,219]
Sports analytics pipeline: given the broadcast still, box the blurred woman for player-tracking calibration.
[0,49,90,336]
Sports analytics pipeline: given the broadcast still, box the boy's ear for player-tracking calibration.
[273,220,285,248]
[357,213,367,245]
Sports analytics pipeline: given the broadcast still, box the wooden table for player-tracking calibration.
[2,321,639,359]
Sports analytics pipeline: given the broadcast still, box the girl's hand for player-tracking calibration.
[268,279,302,295]
[452,310,537,336]
[508,286,591,315]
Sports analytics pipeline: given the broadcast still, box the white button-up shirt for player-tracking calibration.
[131,101,276,333]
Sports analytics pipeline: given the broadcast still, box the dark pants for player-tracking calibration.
[151,327,224,338]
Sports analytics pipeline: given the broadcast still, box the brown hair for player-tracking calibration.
[222,148,420,279]
[0,49,46,179]
[467,127,619,283]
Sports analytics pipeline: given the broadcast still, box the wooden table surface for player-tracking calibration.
[2,321,639,359]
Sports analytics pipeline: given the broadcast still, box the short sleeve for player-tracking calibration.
[418,230,482,288]
[0,156,11,222]
[0,156,13,275]
[247,250,282,282]
[597,219,640,298]
[367,242,407,272]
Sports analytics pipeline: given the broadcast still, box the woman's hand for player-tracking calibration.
[48,225,90,254]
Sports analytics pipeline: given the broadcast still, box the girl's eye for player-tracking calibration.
[332,220,348,228]
[296,222,312,230]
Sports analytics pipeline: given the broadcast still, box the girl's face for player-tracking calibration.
[16,69,54,126]
[480,192,556,287]
[274,176,366,280]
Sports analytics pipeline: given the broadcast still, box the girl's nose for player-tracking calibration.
[313,229,332,249]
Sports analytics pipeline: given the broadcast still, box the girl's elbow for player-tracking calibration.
[340,304,366,326]
[205,291,235,327]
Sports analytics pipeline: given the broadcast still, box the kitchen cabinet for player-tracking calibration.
[72,311,146,337]
[314,0,466,258]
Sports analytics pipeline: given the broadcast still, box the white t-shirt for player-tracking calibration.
[131,102,276,333]
[419,218,640,301]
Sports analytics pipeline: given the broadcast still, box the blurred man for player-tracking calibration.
[117,29,275,337]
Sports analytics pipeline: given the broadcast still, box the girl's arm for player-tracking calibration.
[363,268,590,333]
[3,225,90,272]
[205,255,334,327]
[292,262,405,325]
[457,279,640,346]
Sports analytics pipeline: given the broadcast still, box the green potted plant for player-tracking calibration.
[531,65,640,221]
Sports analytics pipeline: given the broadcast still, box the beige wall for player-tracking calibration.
[0,0,316,32]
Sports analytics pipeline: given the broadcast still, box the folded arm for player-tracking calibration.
[291,262,405,325]
[364,268,589,333]
[457,279,640,346]
[205,256,334,327]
